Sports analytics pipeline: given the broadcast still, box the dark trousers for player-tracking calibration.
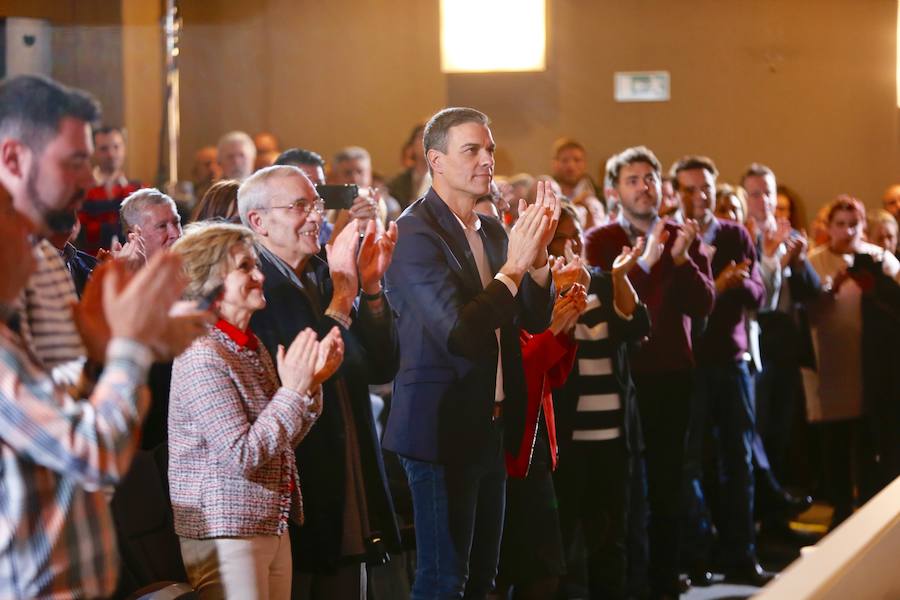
[683,361,756,567]
[755,359,802,483]
[496,434,565,599]
[633,372,692,596]
[555,439,629,599]
[625,453,650,600]
[400,425,506,600]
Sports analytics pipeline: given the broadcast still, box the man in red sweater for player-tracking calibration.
[672,156,770,586]
[584,146,715,599]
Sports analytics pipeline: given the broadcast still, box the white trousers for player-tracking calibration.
[179,534,292,600]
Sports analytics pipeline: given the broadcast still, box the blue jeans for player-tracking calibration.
[683,361,756,567]
[400,426,507,600]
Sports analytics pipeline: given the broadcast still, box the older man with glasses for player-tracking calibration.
[239,165,401,600]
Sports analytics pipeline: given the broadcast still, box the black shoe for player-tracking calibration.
[687,567,713,587]
[757,472,813,518]
[723,560,776,587]
[777,491,813,515]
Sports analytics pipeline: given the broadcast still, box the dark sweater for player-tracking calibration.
[584,221,715,374]
[695,218,766,365]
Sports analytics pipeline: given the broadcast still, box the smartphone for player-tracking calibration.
[317,184,359,210]
[196,283,224,310]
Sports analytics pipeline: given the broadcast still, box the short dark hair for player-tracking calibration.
[552,137,585,158]
[0,75,101,153]
[423,107,489,159]
[669,155,719,191]
[739,162,775,187]
[274,147,325,168]
[605,146,662,188]
[92,124,125,140]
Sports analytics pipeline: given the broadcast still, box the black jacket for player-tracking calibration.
[250,249,401,572]
[552,268,650,458]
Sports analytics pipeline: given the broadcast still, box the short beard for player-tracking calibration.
[26,162,83,235]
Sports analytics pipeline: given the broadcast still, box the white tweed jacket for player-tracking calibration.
[168,326,321,539]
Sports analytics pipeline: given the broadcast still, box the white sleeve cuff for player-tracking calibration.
[528,261,551,288]
[637,258,651,274]
[494,272,518,297]
[613,302,634,321]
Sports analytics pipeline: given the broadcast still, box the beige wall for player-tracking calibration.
[4,0,899,221]
[120,0,162,185]
[178,0,446,183]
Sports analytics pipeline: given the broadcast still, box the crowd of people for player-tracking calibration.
[0,72,898,600]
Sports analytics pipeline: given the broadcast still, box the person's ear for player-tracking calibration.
[0,137,31,181]
[247,210,266,235]
[426,148,443,175]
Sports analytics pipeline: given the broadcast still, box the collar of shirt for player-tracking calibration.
[92,167,128,189]
[60,242,76,262]
[700,214,720,246]
[215,318,258,351]
[451,208,482,232]
[617,212,658,245]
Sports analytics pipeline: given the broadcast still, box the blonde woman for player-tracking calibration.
[168,222,343,599]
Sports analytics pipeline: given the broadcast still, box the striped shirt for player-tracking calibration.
[0,326,153,599]
[16,240,86,384]
[571,294,622,442]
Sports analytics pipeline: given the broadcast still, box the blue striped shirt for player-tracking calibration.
[0,325,152,599]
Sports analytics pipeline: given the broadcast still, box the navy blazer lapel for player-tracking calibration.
[480,217,506,279]
[424,190,483,291]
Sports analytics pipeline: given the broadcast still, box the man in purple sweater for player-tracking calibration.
[585,146,715,599]
[671,156,770,586]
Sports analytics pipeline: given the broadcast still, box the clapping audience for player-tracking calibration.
[0,71,898,600]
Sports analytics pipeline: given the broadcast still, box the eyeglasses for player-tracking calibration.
[268,198,325,215]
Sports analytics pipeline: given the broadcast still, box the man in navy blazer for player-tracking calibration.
[384,107,557,599]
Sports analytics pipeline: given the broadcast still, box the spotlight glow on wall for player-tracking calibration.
[440,0,546,73]
[897,0,900,107]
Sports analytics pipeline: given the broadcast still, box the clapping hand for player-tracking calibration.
[549,283,587,335]
[640,220,669,270]
[550,250,590,294]
[762,218,792,258]
[358,219,398,295]
[312,326,344,387]
[326,218,362,314]
[613,238,646,279]
[277,328,320,395]
[715,259,751,293]
[109,230,146,270]
[671,219,700,265]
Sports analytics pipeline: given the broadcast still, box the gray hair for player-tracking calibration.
[217,130,255,157]
[237,164,306,227]
[333,146,370,165]
[423,107,489,174]
[119,188,178,230]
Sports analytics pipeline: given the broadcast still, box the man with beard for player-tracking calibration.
[584,146,715,599]
[0,75,99,383]
[0,73,209,598]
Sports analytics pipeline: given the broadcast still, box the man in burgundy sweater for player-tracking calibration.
[671,155,770,586]
[585,146,715,599]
